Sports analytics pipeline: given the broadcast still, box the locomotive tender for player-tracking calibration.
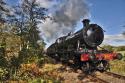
[47,19,122,73]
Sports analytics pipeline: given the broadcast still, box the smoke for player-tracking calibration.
[38,0,89,43]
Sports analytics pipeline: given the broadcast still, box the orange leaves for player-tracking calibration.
[20,63,43,77]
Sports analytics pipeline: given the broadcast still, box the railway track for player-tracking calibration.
[93,71,125,83]
[87,74,109,83]
[79,71,125,83]
[104,71,125,80]
[58,63,125,83]
[76,72,108,83]
[61,64,125,83]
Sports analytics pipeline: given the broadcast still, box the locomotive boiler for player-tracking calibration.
[47,19,122,73]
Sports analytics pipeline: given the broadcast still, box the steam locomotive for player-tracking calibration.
[47,19,122,73]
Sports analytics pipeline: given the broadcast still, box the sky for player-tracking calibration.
[88,0,125,35]
[5,0,125,46]
[88,0,125,46]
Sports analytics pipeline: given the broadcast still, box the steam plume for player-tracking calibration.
[38,0,89,43]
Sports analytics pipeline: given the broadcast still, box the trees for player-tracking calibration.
[0,0,47,80]
[6,0,47,65]
[0,0,9,67]
[102,45,114,51]
[13,0,47,63]
[10,0,47,50]
[20,0,47,49]
[116,46,125,51]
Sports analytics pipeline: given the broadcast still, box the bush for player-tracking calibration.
[28,78,44,83]
[0,68,9,80]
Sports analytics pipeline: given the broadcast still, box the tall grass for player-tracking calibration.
[110,60,125,76]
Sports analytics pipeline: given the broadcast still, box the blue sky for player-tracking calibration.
[6,0,18,6]
[88,0,125,35]
[6,0,18,5]
[6,0,125,46]
[88,0,125,46]
[72,0,125,46]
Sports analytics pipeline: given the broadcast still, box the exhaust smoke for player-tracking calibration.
[38,0,89,43]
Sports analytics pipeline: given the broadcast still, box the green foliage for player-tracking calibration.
[102,45,125,51]
[28,78,44,83]
[116,46,125,51]
[9,0,48,50]
[18,47,44,64]
[0,0,47,81]
[102,45,114,51]
[0,68,9,80]
[0,56,8,67]
[37,58,45,67]
[10,56,20,69]
[0,40,7,70]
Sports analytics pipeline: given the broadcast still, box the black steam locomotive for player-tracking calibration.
[47,19,122,73]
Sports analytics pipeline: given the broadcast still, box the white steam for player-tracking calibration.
[38,0,89,43]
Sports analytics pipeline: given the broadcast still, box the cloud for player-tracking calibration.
[38,0,89,43]
[37,0,58,9]
[103,34,125,46]
[122,31,125,36]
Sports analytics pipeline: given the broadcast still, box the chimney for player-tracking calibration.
[82,19,90,27]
